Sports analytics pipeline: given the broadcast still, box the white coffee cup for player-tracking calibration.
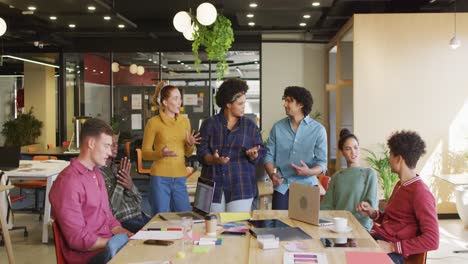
[333,217,348,232]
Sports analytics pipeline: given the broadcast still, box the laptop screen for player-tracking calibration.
[193,177,215,214]
[0,146,21,170]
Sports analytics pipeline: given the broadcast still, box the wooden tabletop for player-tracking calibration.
[109,210,382,264]
[21,146,80,157]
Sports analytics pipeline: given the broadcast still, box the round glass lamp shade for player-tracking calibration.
[197,3,217,26]
[450,36,461,49]
[111,62,120,72]
[129,64,138,74]
[173,11,192,33]
[0,17,7,37]
[183,23,198,41]
[137,66,145,75]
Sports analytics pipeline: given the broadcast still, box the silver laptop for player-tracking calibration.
[0,146,21,171]
[159,177,215,223]
[288,182,332,226]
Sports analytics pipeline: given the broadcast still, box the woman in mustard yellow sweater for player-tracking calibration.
[142,82,200,215]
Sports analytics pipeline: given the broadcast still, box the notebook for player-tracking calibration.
[249,226,312,241]
[288,182,333,226]
[0,146,21,171]
[159,177,215,223]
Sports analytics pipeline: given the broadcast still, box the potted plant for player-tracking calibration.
[363,144,399,209]
[1,107,43,146]
[192,14,234,79]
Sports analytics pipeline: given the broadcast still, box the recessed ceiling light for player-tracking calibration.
[92,69,96,72]
[246,14,254,18]
[177,60,181,63]
[181,62,185,65]
[118,24,125,28]
[69,24,76,28]
[27,6,36,11]
[100,71,103,74]
[88,6,96,11]
[162,65,167,68]
[299,22,307,27]
[312,2,320,7]
[148,58,152,61]
[49,16,57,20]
[104,16,111,20]
[85,67,88,70]
[303,14,311,19]
[248,22,255,26]
[249,3,258,8]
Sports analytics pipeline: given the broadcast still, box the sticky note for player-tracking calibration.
[192,246,211,253]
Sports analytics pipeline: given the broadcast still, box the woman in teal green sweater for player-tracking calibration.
[321,129,378,231]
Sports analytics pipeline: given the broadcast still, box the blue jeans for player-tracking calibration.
[88,233,128,264]
[272,190,289,210]
[121,212,151,233]
[149,176,191,216]
[388,253,404,264]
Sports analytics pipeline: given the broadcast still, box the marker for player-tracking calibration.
[146,227,183,231]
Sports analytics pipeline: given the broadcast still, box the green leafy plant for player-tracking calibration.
[310,111,322,121]
[192,15,234,79]
[1,108,43,146]
[363,145,399,201]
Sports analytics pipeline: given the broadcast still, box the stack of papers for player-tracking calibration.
[219,212,251,223]
[345,251,392,264]
[130,230,183,240]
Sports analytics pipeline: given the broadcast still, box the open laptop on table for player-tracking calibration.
[288,182,332,226]
[159,177,215,223]
[0,146,21,171]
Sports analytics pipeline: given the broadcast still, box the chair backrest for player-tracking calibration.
[318,174,331,201]
[32,155,58,160]
[135,148,151,174]
[27,146,38,153]
[404,252,427,264]
[47,143,54,150]
[52,221,67,264]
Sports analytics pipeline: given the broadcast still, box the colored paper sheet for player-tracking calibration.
[192,246,211,253]
[345,251,393,264]
[219,212,251,223]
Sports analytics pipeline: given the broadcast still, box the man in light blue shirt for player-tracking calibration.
[264,86,327,209]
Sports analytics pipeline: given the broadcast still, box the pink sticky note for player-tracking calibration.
[345,251,393,264]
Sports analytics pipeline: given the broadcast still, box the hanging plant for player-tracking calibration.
[192,14,234,79]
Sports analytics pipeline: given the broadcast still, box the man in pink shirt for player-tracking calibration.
[50,118,133,264]
[357,130,439,264]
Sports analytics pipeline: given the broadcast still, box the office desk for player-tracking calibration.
[109,210,382,264]
[21,147,80,160]
[0,185,15,264]
[0,160,69,243]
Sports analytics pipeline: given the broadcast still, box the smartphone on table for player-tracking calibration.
[143,239,174,246]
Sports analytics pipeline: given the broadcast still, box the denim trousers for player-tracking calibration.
[121,212,151,233]
[149,175,191,216]
[88,233,128,264]
[272,190,290,210]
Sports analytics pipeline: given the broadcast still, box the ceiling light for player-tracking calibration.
[246,14,254,18]
[112,62,120,72]
[0,17,7,37]
[49,16,57,20]
[248,22,255,26]
[173,11,192,33]
[300,23,307,27]
[249,3,258,8]
[312,2,320,7]
[450,36,461,49]
[177,60,181,63]
[162,65,167,68]
[104,16,111,20]
[93,69,96,72]
[148,58,152,61]
[129,64,138,74]
[303,14,311,19]
[100,71,104,74]
[85,67,88,70]
[197,2,217,26]
[69,24,76,28]
[118,24,125,28]
[181,62,185,65]
[27,6,36,11]
[137,66,145,75]
[450,0,461,49]
[88,6,96,11]
[1,55,59,68]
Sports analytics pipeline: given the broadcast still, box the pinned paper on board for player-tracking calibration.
[183,94,198,106]
[132,94,142,110]
[193,97,204,113]
[131,114,142,130]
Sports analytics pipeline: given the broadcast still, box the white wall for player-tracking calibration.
[0,78,15,146]
[261,43,327,137]
[354,13,468,213]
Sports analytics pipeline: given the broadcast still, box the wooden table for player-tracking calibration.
[109,210,382,264]
[0,160,69,243]
[21,147,80,160]
[0,185,15,264]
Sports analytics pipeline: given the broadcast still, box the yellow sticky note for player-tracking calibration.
[219,212,251,223]
[192,246,211,253]
[123,96,128,102]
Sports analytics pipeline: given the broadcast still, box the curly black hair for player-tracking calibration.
[338,128,359,150]
[215,78,249,109]
[387,130,426,169]
[283,86,313,116]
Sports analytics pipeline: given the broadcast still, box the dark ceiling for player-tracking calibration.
[0,0,465,53]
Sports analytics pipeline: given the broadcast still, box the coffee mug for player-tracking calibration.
[333,217,348,232]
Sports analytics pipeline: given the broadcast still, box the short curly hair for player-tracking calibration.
[387,130,426,169]
[283,86,313,116]
[215,78,249,109]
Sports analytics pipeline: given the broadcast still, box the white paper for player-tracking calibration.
[130,231,183,240]
[131,114,142,130]
[132,94,142,110]
[193,97,204,113]
[183,94,198,106]
[283,252,328,264]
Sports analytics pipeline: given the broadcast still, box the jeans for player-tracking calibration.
[211,193,254,212]
[388,253,404,264]
[121,212,151,233]
[88,233,128,264]
[272,190,289,210]
[149,175,191,216]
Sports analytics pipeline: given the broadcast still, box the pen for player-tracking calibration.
[146,227,183,231]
